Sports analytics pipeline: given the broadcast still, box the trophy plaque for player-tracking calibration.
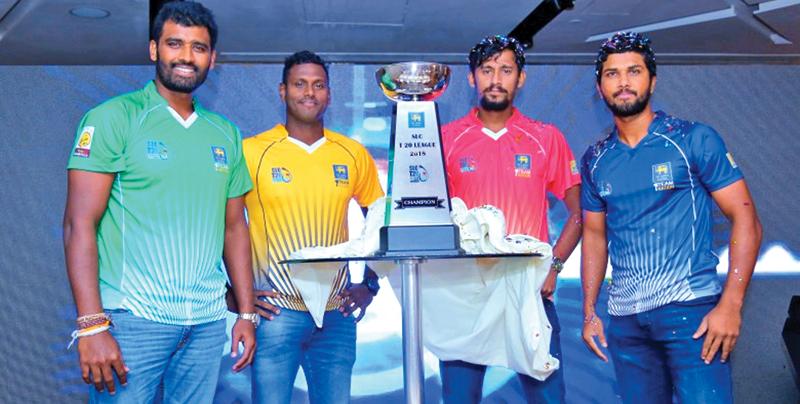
[375,62,462,256]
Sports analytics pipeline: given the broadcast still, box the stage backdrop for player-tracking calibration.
[0,63,798,403]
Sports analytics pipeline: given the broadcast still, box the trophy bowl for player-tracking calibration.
[376,62,450,102]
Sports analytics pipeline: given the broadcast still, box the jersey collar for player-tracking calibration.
[144,80,201,128]
[468,107,523,140]
[274,123,330,153]
[610,110,668,148]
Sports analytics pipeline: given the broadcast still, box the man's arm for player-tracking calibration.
[581,210,610,362]
[693,179,762,363]
[222,196,257,372]
[541,185,582,298]
[63,169,128,394]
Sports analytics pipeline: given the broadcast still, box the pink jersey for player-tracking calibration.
[442,108,581,242]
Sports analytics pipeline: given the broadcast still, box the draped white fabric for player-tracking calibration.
[289,198,558,379]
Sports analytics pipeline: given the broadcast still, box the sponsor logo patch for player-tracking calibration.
[271,167,292,183]
[598,181,612,197]
[408,112,425,128]
[333,164,349,186]
[409,165,429,183]
[652,162,675,191]
[73,126,95,158]
[146,140,168,160]
[514,154,531,178]
[460,157,476,173]
[211,146,228,172]
[570,159,578,175]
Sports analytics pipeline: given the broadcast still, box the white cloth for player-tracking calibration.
[289,197,558,379]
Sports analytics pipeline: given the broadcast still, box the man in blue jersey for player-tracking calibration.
[580,32,762,403]
[63,2,256,402]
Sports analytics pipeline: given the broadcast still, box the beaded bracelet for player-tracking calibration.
[76,313,111,329]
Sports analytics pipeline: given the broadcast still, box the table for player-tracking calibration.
[282,252,542,403]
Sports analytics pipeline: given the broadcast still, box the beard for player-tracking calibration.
[155,53,208,94]
[479,86,512,111]
[479,96,511,111]
[603,85,652,118]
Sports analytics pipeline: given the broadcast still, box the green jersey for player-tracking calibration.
[67,81,252,325]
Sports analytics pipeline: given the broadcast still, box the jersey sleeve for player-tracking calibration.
[545,127,582,199]
[66,104,128,173]
[440,123,458,201]
[580,146,606,212]
[353,145,385,207]
[690,124,743,192]
[227,126,254,198]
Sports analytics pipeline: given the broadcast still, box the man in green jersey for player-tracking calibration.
[63,2,256,402]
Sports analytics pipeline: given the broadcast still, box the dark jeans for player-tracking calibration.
[608,295,732,404]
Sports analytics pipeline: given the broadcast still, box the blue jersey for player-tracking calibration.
[580,111,742,316]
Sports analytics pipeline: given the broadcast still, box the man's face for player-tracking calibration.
[280,63,330,124]
[149,20,215,94]
[469,49,526,111]
[598,51,655,117]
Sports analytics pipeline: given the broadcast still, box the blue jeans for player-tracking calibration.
[251,308,356,404]
[440,297,566,403]
[608,295,732,404]
[89,310,226,404]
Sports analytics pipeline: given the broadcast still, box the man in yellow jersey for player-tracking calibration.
[242,50,385,403]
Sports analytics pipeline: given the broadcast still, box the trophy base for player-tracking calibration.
[375,225,463,257]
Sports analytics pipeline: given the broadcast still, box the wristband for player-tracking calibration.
[67,320,112,349]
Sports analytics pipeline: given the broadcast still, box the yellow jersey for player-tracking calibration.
[243,124,384,311]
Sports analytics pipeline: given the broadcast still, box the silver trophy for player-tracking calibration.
[374,62,461,256]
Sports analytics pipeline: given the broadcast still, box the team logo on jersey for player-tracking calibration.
[333,164,349,186]
[726,152,738,168]
[514,154,531,178]
[271,167,292,183]
[652,162,675,191]
[73,126,95,158]
[460,157,476,173]
[409,165,429,183]
[570,159,579,175]
[211,146,229,172]
[146,140,168,160]
[408,112,425,128]
[598,181,613,197]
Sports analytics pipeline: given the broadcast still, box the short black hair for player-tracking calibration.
[151,1,218,49]
[468,34,526,72]
[282,50,329,84]
[595,31,656,83]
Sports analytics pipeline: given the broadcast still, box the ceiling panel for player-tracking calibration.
[0,0,148,64]
[0,0,797,65]
[756,3,800,44]
[301,0,407,25]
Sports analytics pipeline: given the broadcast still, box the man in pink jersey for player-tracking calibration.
[440,34,582,403]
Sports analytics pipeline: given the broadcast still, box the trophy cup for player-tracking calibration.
[374,62,462,256]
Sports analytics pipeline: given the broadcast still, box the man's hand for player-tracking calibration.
[338,284,374,322]
[541,270,558,298]
[253,289,282,320]
[230,319,256,372]
[692,302,742,364]
[581,313,608,362]
[78,332,128,394]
